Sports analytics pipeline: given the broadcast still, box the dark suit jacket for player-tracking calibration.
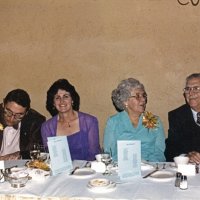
[0,104,46,159]
[165,104,200,161]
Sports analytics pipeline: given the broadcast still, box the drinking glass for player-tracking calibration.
[38,144,46,153]
[38,144,49,162]
[30,144,40,160]
[101,153,112,175]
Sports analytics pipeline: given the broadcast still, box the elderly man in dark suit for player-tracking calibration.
[165,73,200,163]
[0,89,45,160]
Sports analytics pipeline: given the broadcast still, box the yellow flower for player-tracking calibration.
[0,123,4,131]
[142,111,158,130]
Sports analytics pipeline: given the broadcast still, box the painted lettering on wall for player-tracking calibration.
[177,0,199,6]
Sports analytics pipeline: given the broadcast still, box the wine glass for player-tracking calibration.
[37,144,49,162]
[30,144,40,161]
[101,153,112,175]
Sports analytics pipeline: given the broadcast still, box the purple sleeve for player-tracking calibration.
[80,113,100,161]
[41,123,49,149]
[88,117,100,160]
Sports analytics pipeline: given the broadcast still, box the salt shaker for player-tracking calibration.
[180,175,188,190]
[175,172,182,187]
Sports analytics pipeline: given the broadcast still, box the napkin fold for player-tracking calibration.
[91,161,105,173]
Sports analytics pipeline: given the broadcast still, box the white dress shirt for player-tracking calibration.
[0,122,21,156]
[191,109,200,126]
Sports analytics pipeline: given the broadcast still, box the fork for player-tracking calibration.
[83,161,91,168]
[162,163,166,169]
[70,166,79,175]
[156,163,159,170]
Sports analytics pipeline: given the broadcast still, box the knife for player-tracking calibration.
[143,169,158,178]
[70,166,79,175]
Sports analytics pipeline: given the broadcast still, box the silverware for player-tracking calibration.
[162,163,166,169]
[156,163,159,170]
[143,169,159,178]
[84,161,91,168]
[70,166,79,175]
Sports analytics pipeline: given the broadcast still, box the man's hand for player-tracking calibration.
[188,151,200,164]
[0,151,21,160]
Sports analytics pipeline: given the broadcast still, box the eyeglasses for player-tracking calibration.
[4,107,26,121]
[183,86,200,94]
[129,93,147,101]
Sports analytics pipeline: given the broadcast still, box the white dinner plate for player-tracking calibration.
[72,168,96,179]
[148,171,175,182]
[141,162,154,171]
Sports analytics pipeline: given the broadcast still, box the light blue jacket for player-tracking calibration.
[103,111,166,162]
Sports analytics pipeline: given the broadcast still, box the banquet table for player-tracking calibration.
[0,160,200,200]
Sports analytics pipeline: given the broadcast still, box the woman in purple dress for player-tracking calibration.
[41,79,100,161]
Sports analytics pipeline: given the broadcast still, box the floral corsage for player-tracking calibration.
[142,111,158,131]
[0,123,4,131]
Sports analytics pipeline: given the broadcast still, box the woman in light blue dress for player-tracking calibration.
[103,78,166,162]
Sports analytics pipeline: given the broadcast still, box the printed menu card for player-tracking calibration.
[117,140,141,181]
[47,136,73,176]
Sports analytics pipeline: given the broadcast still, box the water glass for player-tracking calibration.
[101,153,112,175]
[30,144,40,160]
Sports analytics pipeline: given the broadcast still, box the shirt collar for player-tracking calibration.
[191,108,199,124]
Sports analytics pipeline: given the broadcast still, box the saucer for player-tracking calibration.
[88,178,110,187]
[87,178,116,193]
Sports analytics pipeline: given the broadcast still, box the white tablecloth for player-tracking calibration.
[0,160,200,200]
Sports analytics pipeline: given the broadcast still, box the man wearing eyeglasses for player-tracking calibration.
[0,89,45,160]
[165,73,200,162]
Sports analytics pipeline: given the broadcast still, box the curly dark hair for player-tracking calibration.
[46,79,80,116]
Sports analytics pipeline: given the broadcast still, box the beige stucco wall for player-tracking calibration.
[0,0,199,146]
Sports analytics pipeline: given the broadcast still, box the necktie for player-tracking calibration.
[197,112,200,125]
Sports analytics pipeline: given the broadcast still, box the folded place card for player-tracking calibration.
[117,140,141,181]
[47,136,73,176]
[178,164,196,176]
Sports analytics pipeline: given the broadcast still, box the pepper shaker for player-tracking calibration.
[175,172,182,187]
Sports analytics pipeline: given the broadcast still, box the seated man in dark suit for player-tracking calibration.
[165,73,200,163]
[0,89,46,160]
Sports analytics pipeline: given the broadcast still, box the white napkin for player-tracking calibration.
[178,164,196,176]
[27,168,50,181]
[91,161,106,173]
